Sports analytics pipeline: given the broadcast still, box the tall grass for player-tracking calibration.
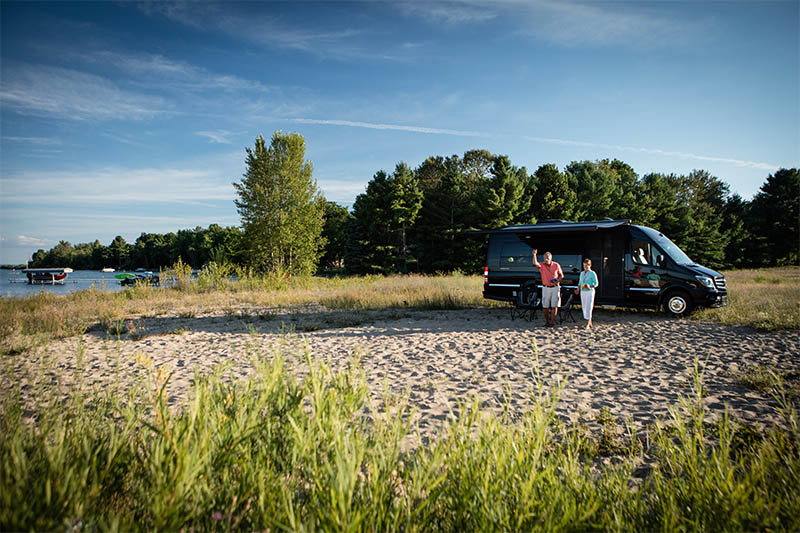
[1,266,796,355]
[0,272,492,355]
[695,266,800,330]
[2,345,798,531]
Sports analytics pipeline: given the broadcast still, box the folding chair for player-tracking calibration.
[558,288,577,324]
[511,281,540,322]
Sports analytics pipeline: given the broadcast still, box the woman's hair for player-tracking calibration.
[583,258,591,265]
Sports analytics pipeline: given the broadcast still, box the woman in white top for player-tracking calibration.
[578,258,599,328]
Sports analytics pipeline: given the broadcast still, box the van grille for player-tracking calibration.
[714,277,727,290]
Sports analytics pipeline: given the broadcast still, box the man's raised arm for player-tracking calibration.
[532,248,539,267]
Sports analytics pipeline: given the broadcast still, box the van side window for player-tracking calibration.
[553,254,582,273]
[500,242,532,266]
[631,240,651,265]
[652,246,667,267]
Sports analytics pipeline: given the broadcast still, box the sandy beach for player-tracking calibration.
[7,305,800,443]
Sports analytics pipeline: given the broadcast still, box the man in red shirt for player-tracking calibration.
[532,249,564,327]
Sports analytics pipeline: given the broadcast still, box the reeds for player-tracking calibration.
[2,345,798,531]
[1,267,796,355]
[0,273,495,355]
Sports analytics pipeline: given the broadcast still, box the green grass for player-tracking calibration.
[0,272,496,355]
[734,364,800,401]
[2,267,797,356]
[2,345,798,532]
[695,266,800,330]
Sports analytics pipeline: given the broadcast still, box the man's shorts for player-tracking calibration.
[541,286,561,308]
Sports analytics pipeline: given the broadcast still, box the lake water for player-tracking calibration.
[0,269,144,298]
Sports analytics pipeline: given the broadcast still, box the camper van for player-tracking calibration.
[479,219,727,316]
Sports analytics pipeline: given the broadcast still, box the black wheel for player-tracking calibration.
[664,290,693,317]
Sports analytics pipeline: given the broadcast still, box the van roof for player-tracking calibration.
[471,219,631,235]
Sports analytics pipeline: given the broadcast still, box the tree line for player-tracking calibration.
[25,132,798,274]
[342,151,798,274]
[27,224,244,271]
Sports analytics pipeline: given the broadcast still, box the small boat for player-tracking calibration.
[116,272,160,286]
[101,267,115,273]
[22,268,74,285]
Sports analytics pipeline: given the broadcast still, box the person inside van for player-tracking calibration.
[532,249,563,327]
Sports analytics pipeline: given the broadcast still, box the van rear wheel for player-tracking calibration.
[664,290,693,317]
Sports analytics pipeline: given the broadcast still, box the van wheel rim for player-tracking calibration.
[668,296,687,314]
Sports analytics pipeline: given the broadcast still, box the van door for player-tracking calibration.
[597,230,625,301]
[626,238,668,306]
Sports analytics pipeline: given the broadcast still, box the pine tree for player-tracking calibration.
[748,168,799,266]
[480,155,530,228]
[532,163,576,221]
[389,162,423,272]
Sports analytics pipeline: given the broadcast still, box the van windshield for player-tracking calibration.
[640,227,694,265]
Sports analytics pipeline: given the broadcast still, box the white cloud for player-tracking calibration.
[523,136,779,171]
[91,52,274,93]
[1,136,62,145]
[13,235,52,247]
[520,0,697,48]
[395,0,708,49]
[395,2,498,25]
[196,130,235,144]
[2,166,235,205]
[317,178,370,204]
[137,2,401,61]
[0,63,168,121]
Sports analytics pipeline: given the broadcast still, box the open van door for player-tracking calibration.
[589,230,625,302]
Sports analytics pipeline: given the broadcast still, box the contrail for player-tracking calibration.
[291,117,779,171]
[291,118,484,137]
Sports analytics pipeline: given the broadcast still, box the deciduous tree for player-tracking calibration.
[233,132,325,275]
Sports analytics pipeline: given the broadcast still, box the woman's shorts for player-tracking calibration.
[541,286,561,308]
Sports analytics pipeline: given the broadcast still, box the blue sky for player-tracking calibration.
[1,0,797,265]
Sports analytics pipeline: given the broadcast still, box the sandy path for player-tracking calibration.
[6,307,799,442]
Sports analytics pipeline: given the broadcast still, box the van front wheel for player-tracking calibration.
[664,291,693,317]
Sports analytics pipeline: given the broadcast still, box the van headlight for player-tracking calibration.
[695,275,715,289]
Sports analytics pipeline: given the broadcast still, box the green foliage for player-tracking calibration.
[233,132,326,275]
[389,162,424,273]
[748,168,800,266]
[479,155,532,228]
[2,349,799,531]
[531,163,576,221]
[29,225,245,271]
[413,153,489,274]
[320,201,351,271]
[24,148,800,274]
[720,193,751,268]
[346,164,423,274]
[565,160,619,221]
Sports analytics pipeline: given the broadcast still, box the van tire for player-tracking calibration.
[664,290,693,317]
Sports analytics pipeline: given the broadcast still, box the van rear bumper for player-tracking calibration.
[483,284,519,302]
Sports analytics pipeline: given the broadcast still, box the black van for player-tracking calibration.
[477,219,727,316]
